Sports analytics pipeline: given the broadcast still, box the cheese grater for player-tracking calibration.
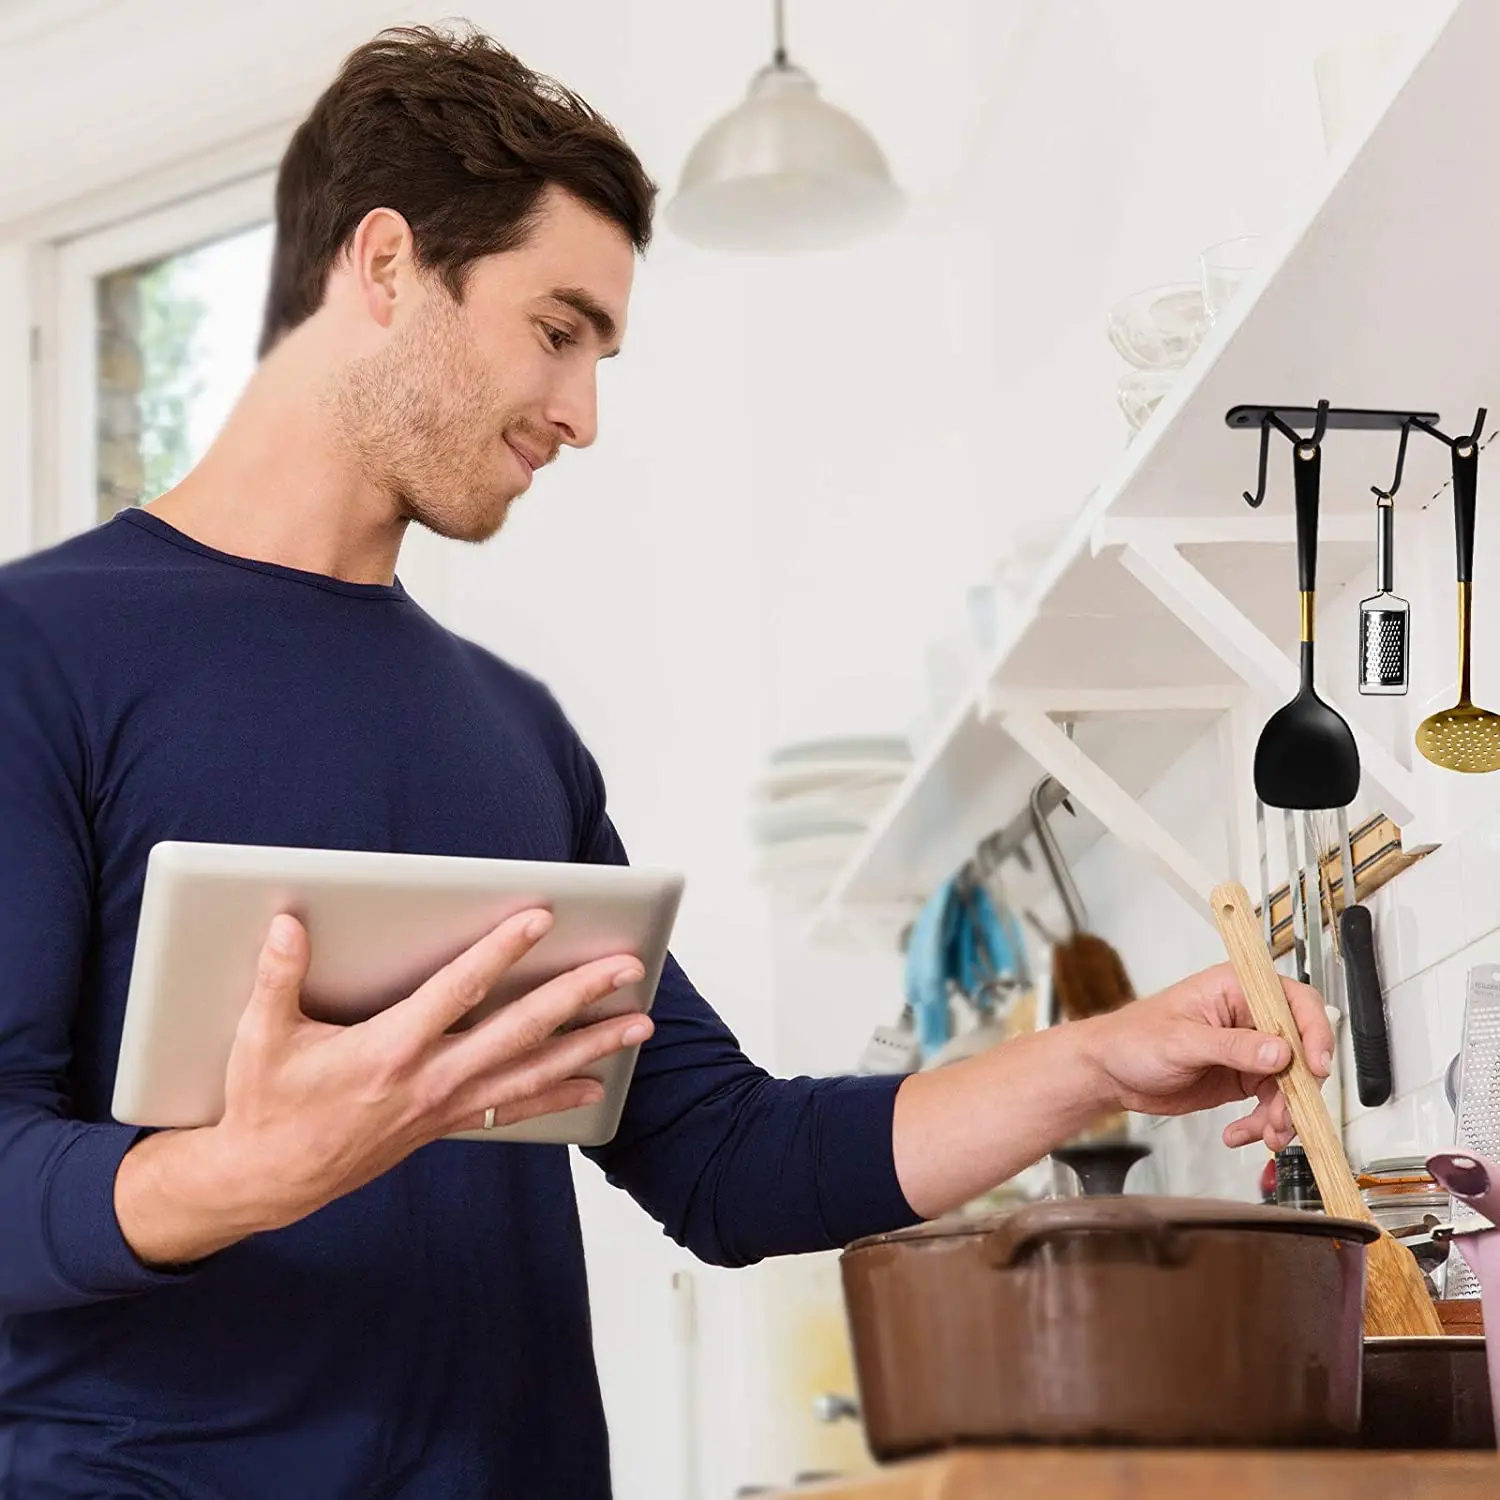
[1446,964,1500,1298]
[1357,494,1410,695]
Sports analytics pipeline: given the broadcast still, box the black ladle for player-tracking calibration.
[1052,1140,1152,1196]
[1253,441,1361,809]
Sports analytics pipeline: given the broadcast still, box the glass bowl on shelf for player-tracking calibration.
[1116,367,1180,435]
[1199,235,1266,324]
[1105,282,1207,369]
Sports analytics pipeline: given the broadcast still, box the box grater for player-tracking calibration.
[1446,964,1500,1298]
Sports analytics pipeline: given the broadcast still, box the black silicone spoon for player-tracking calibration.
[1253,441,1361,809]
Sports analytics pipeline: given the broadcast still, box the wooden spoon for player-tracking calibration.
[1211,881,1441,1337]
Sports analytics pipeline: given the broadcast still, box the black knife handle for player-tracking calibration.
[1339,905,1393,1107]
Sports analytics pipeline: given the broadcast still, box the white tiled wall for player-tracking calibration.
[1341,829,1500,1170]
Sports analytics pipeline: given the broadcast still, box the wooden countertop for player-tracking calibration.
[787,1449,1500,1498]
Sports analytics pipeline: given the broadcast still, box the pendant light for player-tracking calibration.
[665,0,903,253]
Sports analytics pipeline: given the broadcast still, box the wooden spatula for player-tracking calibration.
[1211,881,1441,1337]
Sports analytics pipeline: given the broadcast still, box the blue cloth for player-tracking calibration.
[904,877,960,1058]
[0,509,919,1500]
[957,882,1019,1001]
[904,875,1018,1061]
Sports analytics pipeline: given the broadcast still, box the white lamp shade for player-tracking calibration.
[666,62,903,253]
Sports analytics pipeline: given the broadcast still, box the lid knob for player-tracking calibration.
[1052,1140,1153,1196]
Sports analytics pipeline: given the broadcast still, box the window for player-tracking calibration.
[96,222,273,522]
[54,174,274,539]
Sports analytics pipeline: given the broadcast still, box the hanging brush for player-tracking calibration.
[1028,777,1135,1022]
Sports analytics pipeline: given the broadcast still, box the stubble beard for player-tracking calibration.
[328,298,517,546]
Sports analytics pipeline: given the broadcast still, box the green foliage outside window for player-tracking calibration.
[135,257,208,502]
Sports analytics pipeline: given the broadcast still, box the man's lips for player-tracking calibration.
[505,438,547,473]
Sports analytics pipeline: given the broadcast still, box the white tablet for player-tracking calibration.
[113,841,684,1147]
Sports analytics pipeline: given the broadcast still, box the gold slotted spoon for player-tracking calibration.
[1416,436,1500,773]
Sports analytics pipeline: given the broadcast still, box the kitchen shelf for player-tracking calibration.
[809,1,1492,944]
[810,525,1376,937]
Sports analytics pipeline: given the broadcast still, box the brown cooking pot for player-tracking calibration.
[1361,1336,1494,1448]
[840,1195,1377,1459]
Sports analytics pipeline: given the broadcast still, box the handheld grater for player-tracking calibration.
[1357,494,1410,695]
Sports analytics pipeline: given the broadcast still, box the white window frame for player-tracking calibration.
[51,172,276,542]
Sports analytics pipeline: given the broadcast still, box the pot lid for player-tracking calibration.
[845,1195,1380,1254]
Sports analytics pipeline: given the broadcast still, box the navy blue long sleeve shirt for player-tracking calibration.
[0,508,918,1500]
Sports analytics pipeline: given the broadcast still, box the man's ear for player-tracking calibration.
[347,207,415,331]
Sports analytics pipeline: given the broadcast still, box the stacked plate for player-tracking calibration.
[749,736,912,908]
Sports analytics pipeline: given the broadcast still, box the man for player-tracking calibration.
[0,24,1330,1500]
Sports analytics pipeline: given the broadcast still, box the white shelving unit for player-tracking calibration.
[809,0,1495,944]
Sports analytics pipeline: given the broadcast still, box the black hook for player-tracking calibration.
[1243,416,1272,508]
[1411,406,1487,454]
[1372,418,1412,501]
[1308,398,1330,450]
[1366,406,1487,502]
[1241,403,1327,507]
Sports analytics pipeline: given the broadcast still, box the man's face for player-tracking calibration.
[333,185,634,543]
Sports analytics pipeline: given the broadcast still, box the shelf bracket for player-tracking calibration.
[998,707,1219,923]
[1117,541,1423,824]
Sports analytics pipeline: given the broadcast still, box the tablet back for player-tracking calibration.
[113,841,683,1146]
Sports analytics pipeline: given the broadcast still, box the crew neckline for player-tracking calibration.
[117,507,409,601]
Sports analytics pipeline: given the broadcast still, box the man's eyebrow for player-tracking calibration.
[548,287,621,357]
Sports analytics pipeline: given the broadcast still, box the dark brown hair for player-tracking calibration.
[257,24,657,357]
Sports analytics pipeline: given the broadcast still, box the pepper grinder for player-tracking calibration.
[1358,493,1409,695]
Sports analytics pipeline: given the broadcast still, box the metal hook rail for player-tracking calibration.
[1227,401,1443,507]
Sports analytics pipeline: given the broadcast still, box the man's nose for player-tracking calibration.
[545,366,599,450]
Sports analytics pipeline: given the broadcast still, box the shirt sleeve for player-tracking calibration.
[0,593,198,1314]
[571,743,922,1267]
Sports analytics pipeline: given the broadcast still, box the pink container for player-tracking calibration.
[1427,1151,1500,1449]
